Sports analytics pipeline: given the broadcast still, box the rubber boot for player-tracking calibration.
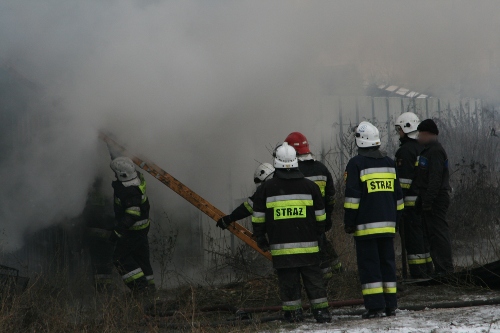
[385,307,397,317]
[361,308,384,319]
[283,308,304,323]
[313,308,332,323]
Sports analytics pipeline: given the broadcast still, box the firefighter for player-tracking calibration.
[344,121,403,319]
[83,177,116,292]
[109,157,155,293]
[284,132,342,279]
[216,163,275,230]
[252,142,331,323]
[395,113,433,278]
[415,119,454,276]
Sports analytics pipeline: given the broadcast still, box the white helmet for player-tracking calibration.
[110,157,137,182]
[274,142,298,169]
[395,112,420,139]
[254,163,275,184]
[355,121,381,147]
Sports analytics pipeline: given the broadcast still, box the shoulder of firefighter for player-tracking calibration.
[343,154,404,239]
[251,177,326,269]
[395,138,423,208]
[112,172,150,235]
[298,160,336,213]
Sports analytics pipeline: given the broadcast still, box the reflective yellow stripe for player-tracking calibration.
[362,287,383,295]
[266,200,313,208]
[274,206,306,220]
[129,219,150,230]
[122,268,144,284]
[344,202,359,209]
[384,287,397,293]
[316,213,326,221]
[354,222,396,237]
[252,212,265,223]
[344,197,360,209]
[244,201,253,213]
[383,282,397,294]
[314,181,327,197]
[367,179,395,193]
[401,183,411,189]
[408,258,427,265]
[361,172,397,182]
[397,203,405,210]
[270,246,319,256]
[125,207,141,216]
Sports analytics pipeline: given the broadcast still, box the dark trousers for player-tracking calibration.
[319,233,341,275]
[421,191,453,274]
[276,264,328,311]
[113,226,154,290]
[88,228,115,285]
[355,237,397,310]
[403,209,433,277]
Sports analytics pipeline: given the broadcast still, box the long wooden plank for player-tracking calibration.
[99,132,272,261]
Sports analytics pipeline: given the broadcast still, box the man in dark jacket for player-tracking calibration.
[252,142,331,323]
[344,121,403,319]
[395,112,433,278]
[415,119,453,276]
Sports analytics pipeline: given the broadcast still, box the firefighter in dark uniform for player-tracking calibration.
[344,121,404,319]
[110,157,155,293]
[285,132,342,279]
[415,119,454,276]
[252,142,331,323]
[216,163,275,230]
[84,177,116,291]
[395,112,433,278]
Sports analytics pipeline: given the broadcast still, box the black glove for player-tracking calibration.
[344,225,356,234]
[325,213,333,232]
[256,236,270,252]
[216,215,233,230]
[108,230,121,243]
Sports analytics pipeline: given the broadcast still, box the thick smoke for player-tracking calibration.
[0,0,499,252]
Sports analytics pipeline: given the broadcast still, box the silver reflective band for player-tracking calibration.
[344,197,361,204]
[283,299,302,306]
[145,275,154,281]
[361,282,383,289]
[247,198,254,207]
[383,282,397,288]
[399,178,413,184]
[357,221,396,231]
[127,206,141,212]
[266,194,313,203]
[405,196,418,202]
[122,268,143,280]
[360,167,396,177]
[305,175,327,182]
[310,297,328,304]
[270,241,318,250]
[408,253,431,260]
[315,209,326,216]
[253,212,265,217]
[131,219,149,227]
[397,199,404,206]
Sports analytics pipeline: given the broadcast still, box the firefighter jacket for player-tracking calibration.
[228,190,258,222]
[343,148,404,239]
[112,172,151,234]
[395,137,423,209]
[415,140,451,208]
[252,172,326,269]
[298,159,336,216]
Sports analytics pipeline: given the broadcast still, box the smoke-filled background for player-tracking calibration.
[0,1,499,267]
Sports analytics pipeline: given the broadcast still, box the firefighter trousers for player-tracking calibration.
[355,237,397,310]
[403,209,433,278]
[276,264,329,311]
[88,228,115,286]
[421,191,454,274]
[113,225,155,291]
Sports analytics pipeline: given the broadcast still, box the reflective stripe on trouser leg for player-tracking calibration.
[145,274,155,285]
[282,299,302,311]
[310,297,329,309]
[95,274,113,285]
[383,282,397,294]
[122,268,145,284]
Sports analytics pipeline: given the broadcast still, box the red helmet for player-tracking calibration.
[285,132,311,155]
